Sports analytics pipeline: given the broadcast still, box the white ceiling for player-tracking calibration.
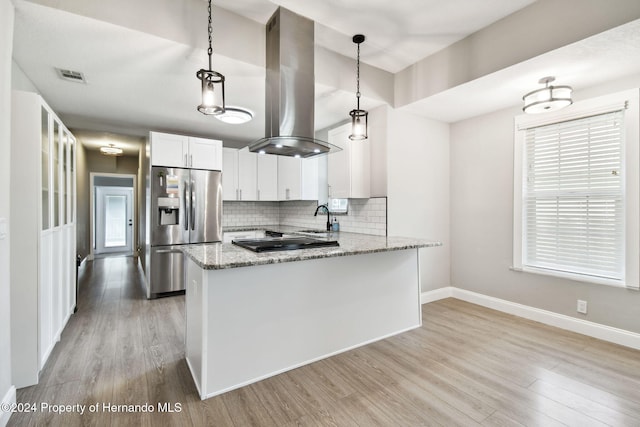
[11,0,640,155]
[215,0,536,73]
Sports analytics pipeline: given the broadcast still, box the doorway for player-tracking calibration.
[91,174,136,257]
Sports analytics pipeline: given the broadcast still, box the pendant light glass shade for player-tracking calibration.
[196,0,225,115]
[349,109,368,140]
[349,34,368,140]
[523,76,572,114]
[197,69,225,115]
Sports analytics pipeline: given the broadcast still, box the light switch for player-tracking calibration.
[0,218,7,240]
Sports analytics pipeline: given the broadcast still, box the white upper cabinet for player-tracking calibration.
[189,136,223,170]
[278,157,301,201]
[327,122,370,199]
[150,132,188,168]
[222,147,239,200]
[237,148,258,201]
[222,147,317,202]
[257,154,278,201]
[150,131,222,170]
[278,156,319,201]
[223,147,258,201]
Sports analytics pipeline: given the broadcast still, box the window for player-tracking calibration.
[513,89,639,289]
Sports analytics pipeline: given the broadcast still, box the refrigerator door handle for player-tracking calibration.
[183,183,189,230]
[191,179,196,231]
[154,248,183,255]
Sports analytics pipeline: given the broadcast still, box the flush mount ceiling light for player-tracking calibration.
[196,0,225,115]
[349,34,368,140]
[214,107,254,124]
[100,144,123,156]
[522,76,573,114]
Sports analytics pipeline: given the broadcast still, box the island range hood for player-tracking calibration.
[247,7,338,158]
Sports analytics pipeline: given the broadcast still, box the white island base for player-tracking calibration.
[185,248,422,399]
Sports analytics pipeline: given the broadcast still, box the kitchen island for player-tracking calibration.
[182,228,441,399]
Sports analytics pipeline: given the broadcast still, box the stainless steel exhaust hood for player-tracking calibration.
[247,7,338,158]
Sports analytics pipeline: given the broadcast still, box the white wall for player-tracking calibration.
[11,60,37,92]
[0,1,15,424]
[395,0,640,107]
[450,74,640,334]
[385,107,450,291]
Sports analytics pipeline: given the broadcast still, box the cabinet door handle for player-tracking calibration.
[184,154,188,167]
[236,189,239,200]
[239,189,242,200]
[286,188,290,200]
[257,189,260,200]
[190,154,193,167]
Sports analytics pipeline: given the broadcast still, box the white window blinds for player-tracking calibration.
[524,110,625,280]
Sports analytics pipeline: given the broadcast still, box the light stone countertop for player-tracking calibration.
[182,226,442,270]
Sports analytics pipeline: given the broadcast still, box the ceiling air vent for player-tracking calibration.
[55,68,86,84]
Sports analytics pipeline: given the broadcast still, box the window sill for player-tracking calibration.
[509,266,639,290]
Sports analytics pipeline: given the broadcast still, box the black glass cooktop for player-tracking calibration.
[232,237,339,253]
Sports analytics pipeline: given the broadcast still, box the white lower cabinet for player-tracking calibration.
[11,91,77,388]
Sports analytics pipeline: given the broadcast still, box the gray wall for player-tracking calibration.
[0,0,14,416]
[450,74,640,334]
[75,141,89,257]
[77,149,140,258]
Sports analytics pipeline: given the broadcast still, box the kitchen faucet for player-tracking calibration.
[314,204,331,231]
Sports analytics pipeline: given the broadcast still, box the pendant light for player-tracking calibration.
[196,0,225,115]
[522,76,572,114]
[349,34,368,140]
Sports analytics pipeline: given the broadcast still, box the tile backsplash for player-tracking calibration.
[223,198,387,236]
[222,201,280,227]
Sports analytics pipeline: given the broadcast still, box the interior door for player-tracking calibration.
[95,186,133,254]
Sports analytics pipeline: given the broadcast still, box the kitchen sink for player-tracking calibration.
[232,237,339,253]
[296,229,334,237]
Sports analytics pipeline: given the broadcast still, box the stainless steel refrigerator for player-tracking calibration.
[147,166,222,298]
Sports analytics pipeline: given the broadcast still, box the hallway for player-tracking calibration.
[8,257,640,426]
[10,257,195,425]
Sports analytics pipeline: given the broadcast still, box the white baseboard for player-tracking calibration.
[421,287,640,350]
[420,287,453,304]
[1,385,16,427]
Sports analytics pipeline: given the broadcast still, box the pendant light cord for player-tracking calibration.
[207,0,213,71]
[356,41,361,111]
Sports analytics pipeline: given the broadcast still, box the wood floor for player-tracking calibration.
[9,257,640,426]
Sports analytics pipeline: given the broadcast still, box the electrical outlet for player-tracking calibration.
[577,299,588,314]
